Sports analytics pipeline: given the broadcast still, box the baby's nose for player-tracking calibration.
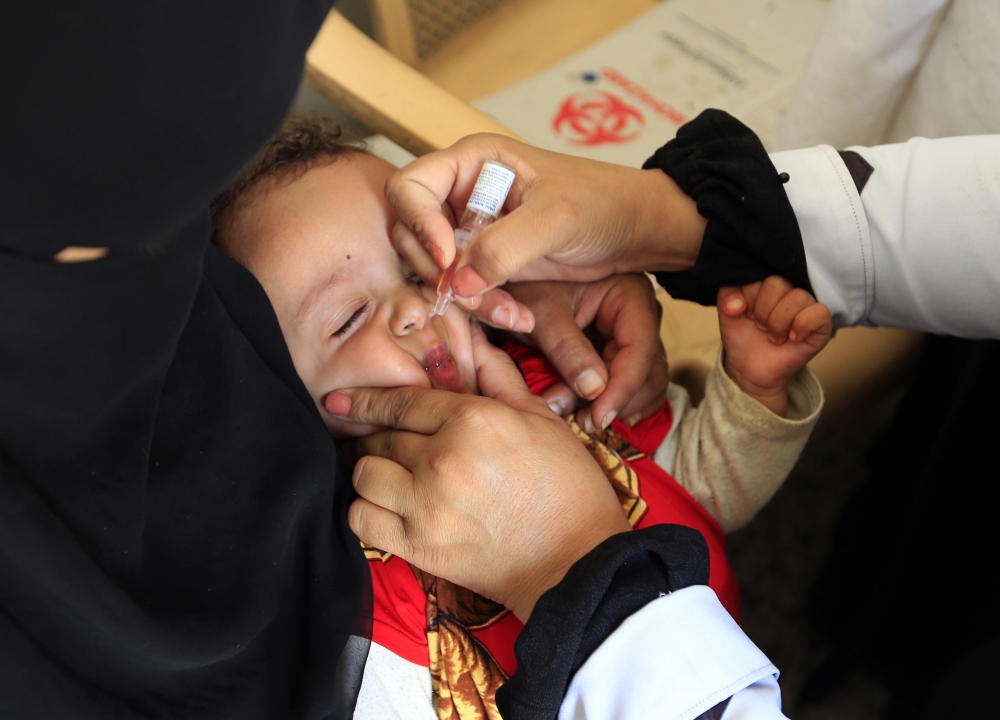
[390,287,433,337]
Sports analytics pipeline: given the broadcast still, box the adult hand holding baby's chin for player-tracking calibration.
[327,324,631,622]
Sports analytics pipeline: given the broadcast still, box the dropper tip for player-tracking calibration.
[433,291,452,317]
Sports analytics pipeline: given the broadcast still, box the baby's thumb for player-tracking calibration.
[717,287,747,317]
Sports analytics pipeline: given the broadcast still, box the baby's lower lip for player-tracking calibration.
[424,344,461,389]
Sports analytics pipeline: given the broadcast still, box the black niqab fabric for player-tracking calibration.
[1,2,371,717]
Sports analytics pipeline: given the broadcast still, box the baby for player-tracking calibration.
[212,118,831,720]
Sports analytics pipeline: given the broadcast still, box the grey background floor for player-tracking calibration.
[726,395,905,719]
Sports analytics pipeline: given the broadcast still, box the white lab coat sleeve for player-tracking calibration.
[771,136,1000,337]
[558,586,786,720]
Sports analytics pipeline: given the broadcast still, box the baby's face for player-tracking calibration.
[229,153,478,437]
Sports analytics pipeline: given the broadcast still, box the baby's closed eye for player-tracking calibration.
[333,302,369,338]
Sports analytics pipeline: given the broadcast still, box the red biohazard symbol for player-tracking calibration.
[552,91,645,146]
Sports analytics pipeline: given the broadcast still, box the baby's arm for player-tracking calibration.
[661,277,831,533]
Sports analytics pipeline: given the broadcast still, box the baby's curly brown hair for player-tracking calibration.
[211,115,368,246]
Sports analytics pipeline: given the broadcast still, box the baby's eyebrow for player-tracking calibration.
[297,267,351,323]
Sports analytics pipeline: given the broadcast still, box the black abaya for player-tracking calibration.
[1,2,370,717]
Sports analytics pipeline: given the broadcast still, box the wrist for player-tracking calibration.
[723,356,790,417]
[623,168,705,274]
[505,520,633,622]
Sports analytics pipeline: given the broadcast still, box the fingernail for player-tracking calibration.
[325,390,352,416]
[725,297,744,313]
[547,400,565,416]
[626,413,642,427]
[789,330,798,342]
[575,368,606,400]
[582,413,597,434]
[513,311,535,333]
[490,306,512,328]
[453,267,489,297]
[425,242,445,268]
[767,333,780,344]
[756,322,768,332]
[601,411,617,430]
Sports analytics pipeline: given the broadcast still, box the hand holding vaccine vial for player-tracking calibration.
[433,160,516,316]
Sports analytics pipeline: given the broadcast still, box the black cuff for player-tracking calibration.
[495,525,710,720]
[644,109,812,305]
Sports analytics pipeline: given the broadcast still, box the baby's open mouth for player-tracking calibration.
[424,344,461,389]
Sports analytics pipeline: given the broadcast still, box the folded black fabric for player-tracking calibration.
[644,109,812,305]
[1,1,372,717]
[496,525,710,720]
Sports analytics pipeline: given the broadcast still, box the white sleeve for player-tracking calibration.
[778,0,950,149]
[559,586,786,720]
[770,136,1000,337]
[354,643,437,720]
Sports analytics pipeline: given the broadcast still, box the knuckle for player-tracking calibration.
[380,389,414,429]
[425,444,455,476]
[788,288,813,306]
[390,219,413,248]
[547,335,590,372]
[454,400,490,431]
[383,175,403,205]
[764,275,787,290]
[347,501,369,538]
[352,456,376,488]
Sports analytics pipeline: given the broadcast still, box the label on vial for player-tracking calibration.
[466,161,515,217]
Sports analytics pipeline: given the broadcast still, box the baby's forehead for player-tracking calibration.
[243,153,392,242]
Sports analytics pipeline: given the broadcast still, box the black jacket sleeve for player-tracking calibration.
[643,109,812,305]
[495,525,711,720]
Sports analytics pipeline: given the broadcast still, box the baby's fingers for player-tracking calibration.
[752,276,794,330]
[740,281,763,321]
[789,303,833,347]
[766,288,817,343]
[717,286,748,317]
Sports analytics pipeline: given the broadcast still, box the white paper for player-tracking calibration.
[473,0,829,164]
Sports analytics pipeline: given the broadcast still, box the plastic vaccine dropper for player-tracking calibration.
[432,160,516,316]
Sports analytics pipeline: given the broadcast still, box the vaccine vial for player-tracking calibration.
[433,160,516,316]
